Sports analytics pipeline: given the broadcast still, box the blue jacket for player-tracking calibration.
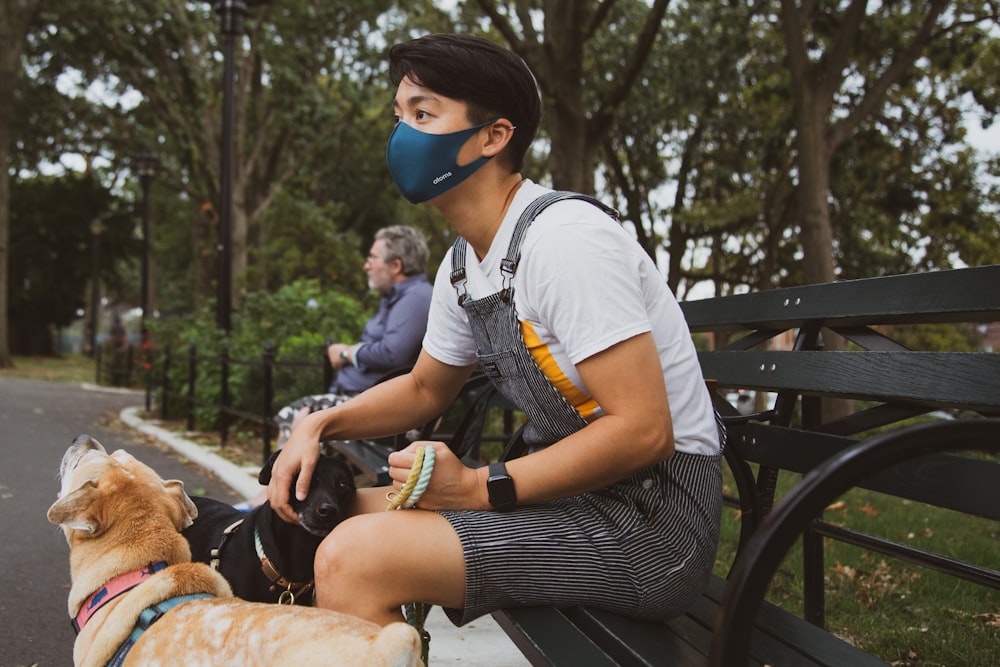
[332,273,433,394]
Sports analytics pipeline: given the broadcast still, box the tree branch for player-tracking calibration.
[591,0,672,139]
[829,0,948,149]
[818,0,868,105]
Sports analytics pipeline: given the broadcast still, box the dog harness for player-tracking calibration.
[105,592,214,667]
[70,561,214,667]
[72,561,168,633]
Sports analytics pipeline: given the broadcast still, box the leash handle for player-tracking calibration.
[386,446,435,510]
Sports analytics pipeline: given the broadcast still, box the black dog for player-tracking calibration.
[182,450,356,605]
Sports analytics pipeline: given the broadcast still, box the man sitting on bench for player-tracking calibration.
[238,225,432,509]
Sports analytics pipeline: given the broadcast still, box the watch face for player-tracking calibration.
[488,462,516,510]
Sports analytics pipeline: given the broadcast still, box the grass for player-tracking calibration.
[0,354,97,384]
[714,464,1000,666]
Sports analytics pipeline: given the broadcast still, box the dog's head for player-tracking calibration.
[47,435,198,544]
[258,450,356,537]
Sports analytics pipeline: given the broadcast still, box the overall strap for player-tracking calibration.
[449,191,618,304]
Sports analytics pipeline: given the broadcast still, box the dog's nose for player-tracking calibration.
[72,434,101,450]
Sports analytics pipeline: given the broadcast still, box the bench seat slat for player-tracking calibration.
[493,575,888,666]
[327,439,393,486]
[699,351,1000,413]
[568,607,708,666]
[698,578,888,667]
[490,607,618,666]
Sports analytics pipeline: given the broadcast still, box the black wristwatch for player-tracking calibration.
[487,462,517,511]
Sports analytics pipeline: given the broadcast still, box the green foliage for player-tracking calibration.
[885,323,981,353]
[150,279,371,429]
[7,0,1000,357]
[248,189,366,294]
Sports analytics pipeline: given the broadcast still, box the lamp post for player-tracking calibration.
[210,0,267,332]
[213,0,250,333]
[133,153,159,329]
[88,218,103,357]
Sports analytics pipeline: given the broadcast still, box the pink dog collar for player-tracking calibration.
[72,561,167,634]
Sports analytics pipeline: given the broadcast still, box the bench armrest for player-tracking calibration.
[708,418,1000,667]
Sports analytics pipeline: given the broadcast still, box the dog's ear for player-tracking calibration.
[258,448,283,485]
[163,479,198,530]
[47,480,102,535]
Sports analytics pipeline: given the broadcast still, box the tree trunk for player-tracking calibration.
[478,0,670,195]
[195,201,218,312]
[794,109,836,286]
[0,0,43,368]
[231,189,248,307]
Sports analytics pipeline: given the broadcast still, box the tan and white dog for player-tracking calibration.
[48,435,422,667]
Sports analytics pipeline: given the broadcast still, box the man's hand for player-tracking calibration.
[327,343,351,370]
[387,441,485,511]
[267,412,323,523]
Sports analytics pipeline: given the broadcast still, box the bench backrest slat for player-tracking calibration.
[681,265,1000,332]
[699,351,1000,414]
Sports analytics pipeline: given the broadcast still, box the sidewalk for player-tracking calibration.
[118,406,530,667]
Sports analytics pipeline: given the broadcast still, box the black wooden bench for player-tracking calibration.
[490,265,1000,666]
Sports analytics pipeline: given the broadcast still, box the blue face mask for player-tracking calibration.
[386,119,495,204]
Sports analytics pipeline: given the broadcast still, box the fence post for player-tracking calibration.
[95,344,102,385]
[219,342,230,447]
[144,352,152,413]
[187,343,197,432]
[160,343,171,419]
[323,336,334,392]
[125,344,133,387]
[262,340,275,464]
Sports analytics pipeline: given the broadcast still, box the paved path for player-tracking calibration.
[0,377,528,667]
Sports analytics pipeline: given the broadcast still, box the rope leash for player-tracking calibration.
[385,445,436,664]
[386,445,435,510]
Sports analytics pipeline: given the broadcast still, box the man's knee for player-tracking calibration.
[315,515,385,580]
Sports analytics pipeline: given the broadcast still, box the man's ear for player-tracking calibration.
[482,120,516,158]
[47,480,101,535]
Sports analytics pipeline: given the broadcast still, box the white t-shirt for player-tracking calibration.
[424,181,720,456]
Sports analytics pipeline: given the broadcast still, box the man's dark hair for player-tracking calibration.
[388,33,541,172]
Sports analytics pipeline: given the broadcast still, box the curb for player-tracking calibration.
[119,406,262,499]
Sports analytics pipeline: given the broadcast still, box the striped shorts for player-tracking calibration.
[438,450,723,626]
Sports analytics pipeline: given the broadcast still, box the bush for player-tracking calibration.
[149,279,371,430]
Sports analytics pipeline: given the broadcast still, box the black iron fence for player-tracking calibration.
[144,341,521,469]
[147,341,333,466]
